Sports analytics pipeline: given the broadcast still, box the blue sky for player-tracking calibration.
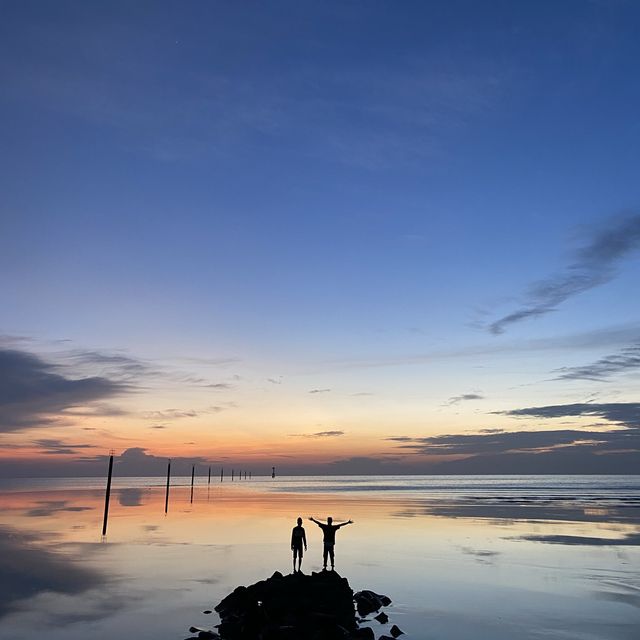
[1,1,639,474]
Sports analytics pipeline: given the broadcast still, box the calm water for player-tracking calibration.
[1,475,639,640]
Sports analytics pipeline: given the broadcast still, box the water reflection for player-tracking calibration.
[0,479,638,640]
[0,526,106,618]
[117,488,143,507]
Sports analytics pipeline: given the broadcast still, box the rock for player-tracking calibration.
[203,610,212,614]
[353,590,391,616]
[352,627,375,640]
[378,636,395,640]
[374,612,389,624]
[211,571,388,640]
[390,624,404,637]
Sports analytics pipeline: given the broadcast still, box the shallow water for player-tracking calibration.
[1,475,639,640]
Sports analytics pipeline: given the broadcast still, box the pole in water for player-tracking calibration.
[220,468,223,482]
[190,465,195,504]
[164,459,171,514]
[101,451,114,536]
[232,469,234,481]
[244,470,247,480]
[208,466,211,485]
[272,466,276,479]
[249,471,252,479]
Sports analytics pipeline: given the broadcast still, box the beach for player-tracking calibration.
[0,475,638,640]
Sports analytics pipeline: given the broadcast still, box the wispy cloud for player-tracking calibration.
[33,439,96,455]
[497,402,640,428]
[0,348,131,432]
[291,430,345,438]
[142,408,199,420]
[386,402,640,473]
[309,388,331,394]
[553,343,640,381]
[446,393,484,405]
[489,213,640,334]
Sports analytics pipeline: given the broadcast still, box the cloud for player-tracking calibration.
[497,402,640,428]
[0,348,131,432]
[446,393,484,405]
[308,388,331,394]
[489,213,640,334]
[553,343,640,381]
[142,408,199,420]
[33,439,96,455]
[291,430,345,438]
[267,377,282,385]
[387,401,640,473]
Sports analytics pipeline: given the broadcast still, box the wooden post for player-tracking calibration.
[249,471,252,479]
[190,465,195,504]
[208,466,211,485]
[272,466,275,478]
[220,468,223,482]
[232,469,234,481]
[164,459,171,514]
[101,452,114,536]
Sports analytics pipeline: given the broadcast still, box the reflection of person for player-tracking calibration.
[291,517,307,572]
[309,516,353,570]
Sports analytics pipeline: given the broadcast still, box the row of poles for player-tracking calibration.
[102,453,268,536]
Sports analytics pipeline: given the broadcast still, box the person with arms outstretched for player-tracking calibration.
[291,517,307,572]
[309,516,353,570]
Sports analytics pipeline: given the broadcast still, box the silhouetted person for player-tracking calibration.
[291,517,307,572]
[309,516,353,570]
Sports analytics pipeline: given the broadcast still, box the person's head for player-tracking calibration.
[297,517,302,526]
[327,516,333,524]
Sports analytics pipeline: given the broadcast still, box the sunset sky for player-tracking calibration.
[1,1,639,476]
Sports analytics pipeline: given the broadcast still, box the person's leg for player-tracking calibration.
[292,547,297,572]
[323,544,328,569]
[298,548,303,572]
[329,545,335,569]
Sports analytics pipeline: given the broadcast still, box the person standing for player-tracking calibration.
[290,517,307,572]
[309,516,353,570]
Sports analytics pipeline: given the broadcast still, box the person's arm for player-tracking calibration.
[303,528,307,550]
[309,517,320,526]
[337,519,354,528]
[291,528,295,549]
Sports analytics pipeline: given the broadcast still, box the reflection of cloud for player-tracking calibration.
[490,213,640,334]
[117,488,143,507]
[518,532,640,546]
[0,348,131,432]
[0,526,105,617]
[25,501,93,518]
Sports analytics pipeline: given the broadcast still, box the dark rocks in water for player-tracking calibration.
[200,570,398,640]
[203,610,212,614]
[351,627,375,639]
[214,570,360,640]
[353,590,392,616]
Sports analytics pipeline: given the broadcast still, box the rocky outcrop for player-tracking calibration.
[185,570,400,640]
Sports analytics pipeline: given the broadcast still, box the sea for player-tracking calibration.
[1,475,639,640]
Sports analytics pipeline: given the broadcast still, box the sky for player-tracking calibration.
[1,0,639,476]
